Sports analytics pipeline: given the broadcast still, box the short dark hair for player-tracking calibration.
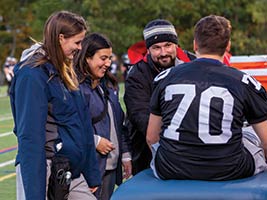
[194,15,231,56]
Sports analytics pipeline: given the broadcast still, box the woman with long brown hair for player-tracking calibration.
[10,11,100,200]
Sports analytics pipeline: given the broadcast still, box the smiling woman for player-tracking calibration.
[85,47,112,88]
[75,33,132,200]
[59,30,86,60]
[9,11,101,200]
[75,33,114,89]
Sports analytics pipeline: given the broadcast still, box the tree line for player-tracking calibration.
[0,0,266,67]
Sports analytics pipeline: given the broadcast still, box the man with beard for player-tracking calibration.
[124,19,195,175]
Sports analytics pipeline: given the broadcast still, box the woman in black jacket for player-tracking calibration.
[75,33,132,200]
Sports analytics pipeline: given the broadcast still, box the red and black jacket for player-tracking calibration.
[124,40,194,174]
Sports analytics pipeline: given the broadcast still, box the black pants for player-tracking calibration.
[95,169,116,200]
[132,145,152,175]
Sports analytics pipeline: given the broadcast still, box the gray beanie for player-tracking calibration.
[143,19,178,48]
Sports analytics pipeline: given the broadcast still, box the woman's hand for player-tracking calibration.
[89,186,98,193]
[96,137,115,155]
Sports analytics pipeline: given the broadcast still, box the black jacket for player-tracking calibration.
[124,55,158,174]
[124,52,194,175]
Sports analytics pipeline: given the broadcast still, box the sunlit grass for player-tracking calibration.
[0,85,16,200]
[119,82,126,112]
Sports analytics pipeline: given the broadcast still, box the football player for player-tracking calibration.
[147,15,267,180]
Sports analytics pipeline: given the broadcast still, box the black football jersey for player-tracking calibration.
[150,58,267,180]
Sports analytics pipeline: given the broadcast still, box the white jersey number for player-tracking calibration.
[163,84,234,144]
[241,74,261,91]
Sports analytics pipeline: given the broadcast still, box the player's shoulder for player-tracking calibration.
[225,66,244,77]
[221,66,266,95]
[154,68,172,83]
[228,66,262,89]
[154,62,189,83]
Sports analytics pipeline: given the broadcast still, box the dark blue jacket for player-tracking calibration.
[10,61,101,200]
[80,77,131,185]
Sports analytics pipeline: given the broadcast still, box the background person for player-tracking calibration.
[146,15,267,181]
[120,53,131,81]
[124,19,194,175]
[3,56,17,95]
[10,11,100,200]
[75,33,132,200]
[109,53,119,77]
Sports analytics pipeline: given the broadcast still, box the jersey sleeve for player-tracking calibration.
[150,82,162,116]
[242,75,267,124]
[150,69,172,116]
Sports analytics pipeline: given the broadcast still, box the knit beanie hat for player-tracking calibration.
[143,19,178,48]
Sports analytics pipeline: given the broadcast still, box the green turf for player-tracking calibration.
[119,82,126,112]
[0,175,16,200]
[0,97,11,114]
[0,85,8,97]
[0,85,16,200]
[0,163,16,175]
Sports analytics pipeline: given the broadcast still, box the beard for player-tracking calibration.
[154,55,176,69]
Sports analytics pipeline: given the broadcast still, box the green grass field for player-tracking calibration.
[0,83,126,199]
[0,85,16,200]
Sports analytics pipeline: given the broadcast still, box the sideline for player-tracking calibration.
[0,160,16,183]
[0,173,16,182]
[0,159,15,168]
[0,115,12,122]
[0,132,13,137]
[0,145,17,155]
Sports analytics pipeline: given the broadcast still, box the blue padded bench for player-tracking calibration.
[111,168,267,200]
